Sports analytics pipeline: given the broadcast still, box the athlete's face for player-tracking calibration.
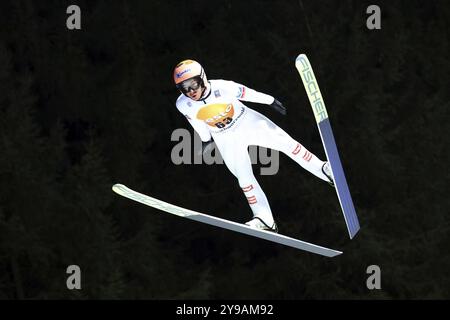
[186,87,203,100]
[179,78,203,101]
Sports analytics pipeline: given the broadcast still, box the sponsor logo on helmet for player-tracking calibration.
[214,90,221,98]
[176,69,191,79]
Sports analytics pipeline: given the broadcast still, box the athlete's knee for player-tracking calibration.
[290,141,304,156]
[237,176,257,192]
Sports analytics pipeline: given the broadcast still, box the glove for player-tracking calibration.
[270,98,287,115]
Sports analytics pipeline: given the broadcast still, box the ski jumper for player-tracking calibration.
[176,79,329,225]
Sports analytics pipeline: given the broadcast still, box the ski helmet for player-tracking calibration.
[173,59,208,93]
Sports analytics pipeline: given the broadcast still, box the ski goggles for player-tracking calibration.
[177,77,203,94]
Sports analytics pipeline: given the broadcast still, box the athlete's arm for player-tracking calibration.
[223,80,275,104]
[223,80,286,115]
[184,115,212,142]
[176,101,212,142]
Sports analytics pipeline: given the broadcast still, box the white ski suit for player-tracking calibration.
[176,79,328,225]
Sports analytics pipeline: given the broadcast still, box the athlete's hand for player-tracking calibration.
[201,139,214,156]
[270,98,287,115]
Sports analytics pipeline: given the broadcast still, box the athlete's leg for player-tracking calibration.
[213,133,275,225]
[245,109,329,182]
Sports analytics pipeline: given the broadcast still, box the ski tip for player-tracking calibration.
[112,183,126,193]
[295,53,308,63]
[295,54,311,72]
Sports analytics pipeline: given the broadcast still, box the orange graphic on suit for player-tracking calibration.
[197,103,235,129]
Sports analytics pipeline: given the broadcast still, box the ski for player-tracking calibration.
[112,184,342,257]
[295,54,360,239]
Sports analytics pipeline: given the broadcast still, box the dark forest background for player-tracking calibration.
[0,0,449,299]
